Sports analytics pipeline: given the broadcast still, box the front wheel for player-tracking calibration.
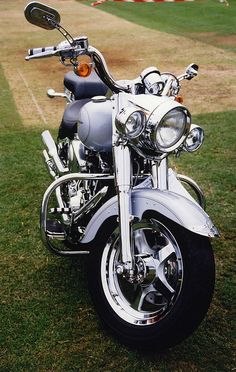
[88,214,215,350]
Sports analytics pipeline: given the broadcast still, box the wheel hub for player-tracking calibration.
[135,254,157,285]
[116,254,157,286]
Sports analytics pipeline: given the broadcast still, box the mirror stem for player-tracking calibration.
[53,21,75,46]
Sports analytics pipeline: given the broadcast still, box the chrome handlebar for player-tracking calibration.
[89,46,130,93]
[27,45,58,57]
[25,37,130,93]
[25,37,197,95]
[25,43,83,61]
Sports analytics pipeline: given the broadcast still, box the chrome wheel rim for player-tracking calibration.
[101,219,183,326]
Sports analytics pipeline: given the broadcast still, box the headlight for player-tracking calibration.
[184,124,204,152]
[139,100,191,153]
[156,108,188,151]
[115,107,146,138]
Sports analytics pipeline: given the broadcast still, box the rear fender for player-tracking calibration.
[81,189,219,244]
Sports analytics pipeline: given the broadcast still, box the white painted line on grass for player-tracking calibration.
[17,69,47,125]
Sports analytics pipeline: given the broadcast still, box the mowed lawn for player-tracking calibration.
[1,1,235,370]
[89,0,236,52]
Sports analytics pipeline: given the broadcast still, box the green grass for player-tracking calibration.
[0,58,235,370]
[82,0,236,52]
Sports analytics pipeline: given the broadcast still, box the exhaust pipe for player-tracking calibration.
[41,130,68,174]
[42,149,57,179]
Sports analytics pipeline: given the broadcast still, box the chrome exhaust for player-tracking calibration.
[41,130,68,174]
[42,149,57,179]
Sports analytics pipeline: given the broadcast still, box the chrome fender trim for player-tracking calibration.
[81,189,219,243]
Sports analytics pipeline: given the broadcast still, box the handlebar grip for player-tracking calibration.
[28,46,57,56]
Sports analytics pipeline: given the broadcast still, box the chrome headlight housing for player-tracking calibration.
[139,100,191,153]
[115,107,146,139]
[184,124,204,152]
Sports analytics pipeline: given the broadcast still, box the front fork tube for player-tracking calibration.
[113,151,168,271]
[152,157,168,190]
[113,144,134,271]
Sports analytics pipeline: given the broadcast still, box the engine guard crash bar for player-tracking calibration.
[41,172,147,257]
[41,173,114,256]
[177,174,206,210]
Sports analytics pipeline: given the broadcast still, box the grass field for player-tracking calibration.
[91,0,236,52]
[0,0,235,370]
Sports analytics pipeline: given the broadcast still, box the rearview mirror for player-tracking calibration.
[185,63,199,80]
[24,2,60,30]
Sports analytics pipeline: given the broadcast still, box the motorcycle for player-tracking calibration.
[24,2,219,350]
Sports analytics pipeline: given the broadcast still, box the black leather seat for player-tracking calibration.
[64,70,108,100]
[59,71,109,139]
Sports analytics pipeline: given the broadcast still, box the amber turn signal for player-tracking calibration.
[175,96,184,104]
[74,62,92,77]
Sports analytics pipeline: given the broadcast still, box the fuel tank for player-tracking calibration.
[77,97,112,152]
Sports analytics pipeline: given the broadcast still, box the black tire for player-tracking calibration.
[88,213,215,350]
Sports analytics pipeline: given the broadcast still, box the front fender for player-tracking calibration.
[81,189,219,243]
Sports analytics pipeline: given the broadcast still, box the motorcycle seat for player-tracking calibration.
[64,70,108,100]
